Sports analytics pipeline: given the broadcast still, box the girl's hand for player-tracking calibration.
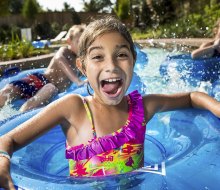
[0,159,15,190]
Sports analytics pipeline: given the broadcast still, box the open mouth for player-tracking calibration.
[101,78,123,96]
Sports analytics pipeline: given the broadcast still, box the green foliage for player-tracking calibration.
[0,33,52,61]
[131,3,220,39]
[151,0,176,24]
[33,22,53,40]
[72,10,81,24]
[0,25,20,44]
[63,2,71,11]
[114,0,130,20]
[139,0,152,25]
[22,0,39,20]
[0,0,10,16]
[203,4,220,34]
[9,0,23,14]
[83,0,113,13]
[50,22,60,37]
[0,33,34,61]
[83,0,100,12]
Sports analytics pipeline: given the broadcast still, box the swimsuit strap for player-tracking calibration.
[82,98,97,139]
[82,96,131,141]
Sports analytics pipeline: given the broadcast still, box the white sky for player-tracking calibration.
[36,0,85,12]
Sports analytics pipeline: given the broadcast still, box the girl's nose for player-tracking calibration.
[105,58,119,73]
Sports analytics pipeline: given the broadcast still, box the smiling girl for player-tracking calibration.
[1,16,220,189]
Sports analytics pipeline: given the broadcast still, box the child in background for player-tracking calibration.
[1,16,220,189]
[0,24,86,112]
[191,19,220,59]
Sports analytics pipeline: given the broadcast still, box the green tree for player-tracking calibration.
[63,2,71,11]
[22,0,39,21]
[72,9,81,24]
[151,0,176,24]
[114,0,130,20]
[139,0,152,28]
[9,0,24,14]
[83,0,113,13]
[0,0,10,16]
[83,0,100,12]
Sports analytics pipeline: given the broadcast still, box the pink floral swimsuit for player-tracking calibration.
[66,90,146,177]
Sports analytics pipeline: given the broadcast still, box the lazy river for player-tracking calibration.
[0,47,220,190]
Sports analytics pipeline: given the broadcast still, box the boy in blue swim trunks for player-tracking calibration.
[0,24,86,112]
[9,73,50,99]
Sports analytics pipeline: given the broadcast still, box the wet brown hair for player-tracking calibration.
[78,16,137,65]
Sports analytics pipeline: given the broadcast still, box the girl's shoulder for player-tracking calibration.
[59,93,85,106]
[53,94,87,116]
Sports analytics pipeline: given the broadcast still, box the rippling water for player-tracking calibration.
[1,47,220,190]
[139,47,212,94]
[0,47,196,120]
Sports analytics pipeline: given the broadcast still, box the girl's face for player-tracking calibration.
[83,32,134,105]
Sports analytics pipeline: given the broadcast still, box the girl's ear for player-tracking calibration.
[76,58,86,76]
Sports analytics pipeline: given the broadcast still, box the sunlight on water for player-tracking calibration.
[140,48,212,94]
[0,105,19,121]
[0,47,214,121]
[1,47,220,190]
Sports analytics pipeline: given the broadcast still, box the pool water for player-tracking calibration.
[1,47,220,190]
[139,48,212,94]
[0,47,211,121]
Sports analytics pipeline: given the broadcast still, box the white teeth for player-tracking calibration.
[104,78,120,82]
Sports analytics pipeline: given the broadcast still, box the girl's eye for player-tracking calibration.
[117,53,128,58]
[92,55,103,60]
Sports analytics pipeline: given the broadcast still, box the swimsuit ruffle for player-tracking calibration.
[66,90,146,161]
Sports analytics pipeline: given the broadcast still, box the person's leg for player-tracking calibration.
[0,84,22,108]
[19,83,58,112]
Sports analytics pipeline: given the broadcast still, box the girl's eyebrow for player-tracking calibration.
[115,44,130,50]
[88,46,103,54]
[88,44,130,54]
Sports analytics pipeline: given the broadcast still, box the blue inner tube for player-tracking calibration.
[209,79,220,101]
[0,108,220,189]
[2,66,21,78]
[159,54,220,85]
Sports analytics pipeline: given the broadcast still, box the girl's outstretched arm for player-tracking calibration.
[143,91,220,121]
[0,94,81,189]
[190,91,220,117]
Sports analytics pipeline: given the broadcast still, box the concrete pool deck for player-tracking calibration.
[0,53,55,75]
[0,38,212,75]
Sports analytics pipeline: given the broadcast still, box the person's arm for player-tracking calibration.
[143,91,220,121]
[0,94,80,189]
[191,39,220,59]
[54,48,86,86]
